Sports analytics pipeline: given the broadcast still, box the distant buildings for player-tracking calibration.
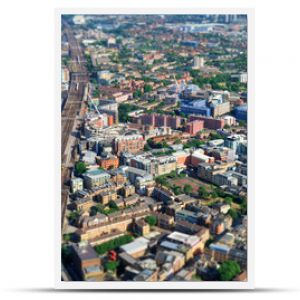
[73,15,86,25]
[180,88,230,118]
[181,99,211,117]
[98,99,119,124]
[130,154,177,176]
[192,56,205,70]
[138,113,182,129]
[234,105,247,121]
[231,72,248,83]
[188,115,225,130]
[224,134,247,154]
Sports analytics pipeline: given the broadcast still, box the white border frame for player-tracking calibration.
[55,7,254,290]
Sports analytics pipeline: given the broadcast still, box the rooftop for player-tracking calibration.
[167,231,200,247]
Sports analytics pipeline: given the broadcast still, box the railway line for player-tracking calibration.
[61,24,89,230]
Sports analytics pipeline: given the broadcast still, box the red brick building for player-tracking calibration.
[188,116,225,130]
[97,155,119,170]
[185,120,204,136]
[113,134,145,155]
[139,113,182,129]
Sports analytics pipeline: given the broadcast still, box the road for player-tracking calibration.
[61,24,89,231]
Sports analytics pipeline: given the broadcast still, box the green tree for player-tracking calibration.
[68,211,80,224]
[238,120,247,127]
[183,184,193,195]
[198,186,210,199]
[210,190,218,199]
[144,144,151,151]
[228,208,239,221]
[172,185,182,195]
[118,103,139,122]
[224,197,233,205]
[94,235,134,255]
[145,215,157,227]
[75,161,87,175]
[155,176,168,186]
[108,200,118,210]
[218,260,241,281]
[104,261,119,272]
[210,132,223,140]
[144,84,153,93]
[174,138,181,145]
[133,89,143,98]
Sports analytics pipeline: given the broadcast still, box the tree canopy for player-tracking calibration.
[218,260,241,281]
[183,184,193,195]
[145,215,157,226]
[75,161,87,175]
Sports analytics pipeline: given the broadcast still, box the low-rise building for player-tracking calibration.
[72,243,104,281]
[99,190,117,205]
[185,120,204,136]
[74,197,94,212]
[113,134,145,155]
[96,154,119,170]
[120,237,150,258]
[212,172,238,187]
[134,219,150,236]
[121,184,135,197]
[156,213,175,230]
[83,169,111,189]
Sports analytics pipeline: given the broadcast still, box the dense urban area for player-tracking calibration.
[61,14,248,283]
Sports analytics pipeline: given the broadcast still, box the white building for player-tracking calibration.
[71,177,84,193]
[73,15,86,25]
[82,169,111,189]
[192,56,205,69]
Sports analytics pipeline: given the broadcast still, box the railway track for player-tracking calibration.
[61,24,88,230]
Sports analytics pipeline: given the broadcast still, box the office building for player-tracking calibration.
[71,177,84,193]
[234,105,247,121]
[180,99,211,117]
[83,169,111,189]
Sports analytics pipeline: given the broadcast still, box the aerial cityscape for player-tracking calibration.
[61,14,248,283]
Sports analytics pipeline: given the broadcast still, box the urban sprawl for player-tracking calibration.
[61,14,248,283]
